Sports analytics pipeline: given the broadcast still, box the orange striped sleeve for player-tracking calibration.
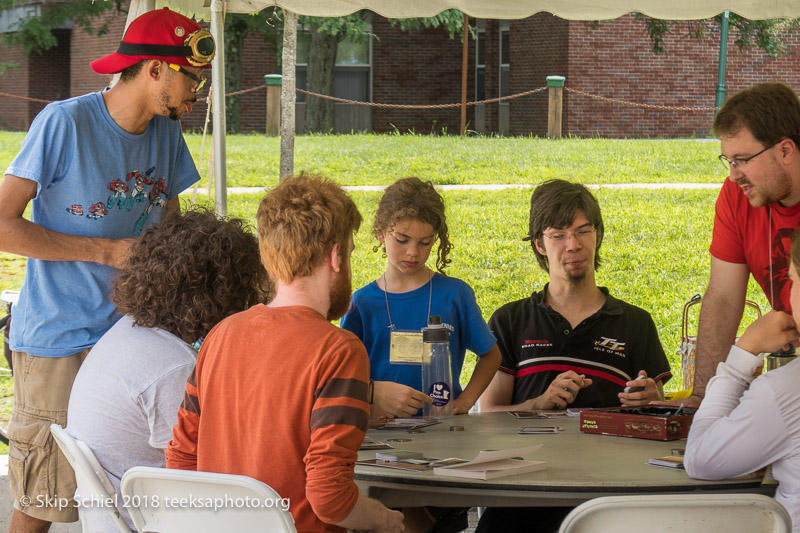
[305,335,369,525]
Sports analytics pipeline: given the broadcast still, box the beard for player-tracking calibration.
[560,254,591,286]
[166,105,181,121]
[160,90,196,121]
[327,263,353,321]
[742,161,793,208]
[566,270,587,285]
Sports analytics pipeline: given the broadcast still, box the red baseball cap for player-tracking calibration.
[91,7,214,74]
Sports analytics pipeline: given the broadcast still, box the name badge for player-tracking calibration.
[390,330,423,364]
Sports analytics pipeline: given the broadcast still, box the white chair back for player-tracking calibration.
[120,466,297,533]
[558,493,792,533]
[49,423,131,533]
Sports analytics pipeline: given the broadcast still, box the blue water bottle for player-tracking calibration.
[421,316,454,418]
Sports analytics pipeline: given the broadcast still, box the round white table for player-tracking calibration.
[355,411,772,507]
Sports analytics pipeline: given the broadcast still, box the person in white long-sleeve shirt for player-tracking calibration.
[685,231,800,531]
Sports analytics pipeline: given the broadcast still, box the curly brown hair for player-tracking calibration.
[112,208,271,342]
[372,177,452,274]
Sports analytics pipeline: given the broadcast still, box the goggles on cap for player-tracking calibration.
[116,29,216,66]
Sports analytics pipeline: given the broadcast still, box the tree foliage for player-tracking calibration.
[388,9,469,40]
[0,0,120,55]
[635,14,800,57]
[301,12,372,42]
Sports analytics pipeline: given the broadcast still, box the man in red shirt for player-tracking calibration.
[680,83,800,407]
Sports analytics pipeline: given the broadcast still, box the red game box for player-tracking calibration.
[579,406,696,441]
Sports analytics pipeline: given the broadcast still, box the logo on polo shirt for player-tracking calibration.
[594,337,626,355]
[522,339,553,349]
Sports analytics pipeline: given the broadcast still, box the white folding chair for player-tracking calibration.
[49,423,131,533]
[120,466,297,533]
[557,493,792,533]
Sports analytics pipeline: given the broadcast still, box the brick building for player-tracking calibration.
[0,2,125,131]
[1,2,799,137]
[490,15,800,137]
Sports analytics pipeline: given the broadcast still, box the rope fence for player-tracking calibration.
[1,84,719,112]
[0,91,53,104]
[295,86,547,108]
[225,85,267,97]
[564,87,718,112]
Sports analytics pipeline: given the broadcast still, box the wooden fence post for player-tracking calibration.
[547,75,565,139]
[265,74,282,136]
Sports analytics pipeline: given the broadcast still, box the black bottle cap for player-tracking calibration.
[423,315,449,343]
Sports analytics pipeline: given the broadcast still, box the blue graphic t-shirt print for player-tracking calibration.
[66,165,169,236]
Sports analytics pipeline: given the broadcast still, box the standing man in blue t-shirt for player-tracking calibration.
[0,8,214,532]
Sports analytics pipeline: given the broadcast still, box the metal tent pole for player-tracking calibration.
[210,0,228,216]
[280,10,298,180]
[125,0,154,31]
[714,11,730,115]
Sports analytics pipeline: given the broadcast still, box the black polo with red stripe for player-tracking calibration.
[488,285,671,408]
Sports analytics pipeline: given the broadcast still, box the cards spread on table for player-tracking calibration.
[508,410,548,419]
[508,410,575,419]
[372,418,442,431]
[519,426,562,434]
[647,455,685,469]
[375,450,423,462]
[357,457,467,472]
[359,436,393,451]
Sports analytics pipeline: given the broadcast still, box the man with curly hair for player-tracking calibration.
[66,209,269,532]
[167,175,404,533]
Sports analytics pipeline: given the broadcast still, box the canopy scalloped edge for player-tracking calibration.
[157,0,800,21]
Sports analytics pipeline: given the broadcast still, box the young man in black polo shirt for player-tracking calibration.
[475,180,672,532]
[482,179,671,412]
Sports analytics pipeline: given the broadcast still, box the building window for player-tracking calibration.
[296,29,371,103]
[499,21,510,98]
[475,19,485,102]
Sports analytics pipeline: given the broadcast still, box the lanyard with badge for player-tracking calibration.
[385,272,433,365]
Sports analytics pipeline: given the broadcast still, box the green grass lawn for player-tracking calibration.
[0,132,754,440]
[2,131,724,188]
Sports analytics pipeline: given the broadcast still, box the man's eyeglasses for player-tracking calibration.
[168,63,207,93]
[718,142,778,171]
[542,227,596,243]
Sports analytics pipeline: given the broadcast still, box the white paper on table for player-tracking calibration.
[432,444,546,479]
[452,444,543,467]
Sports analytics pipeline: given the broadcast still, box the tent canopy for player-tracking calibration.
[160,0,800,21]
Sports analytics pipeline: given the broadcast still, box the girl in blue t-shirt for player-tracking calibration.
[340,177,501,418]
